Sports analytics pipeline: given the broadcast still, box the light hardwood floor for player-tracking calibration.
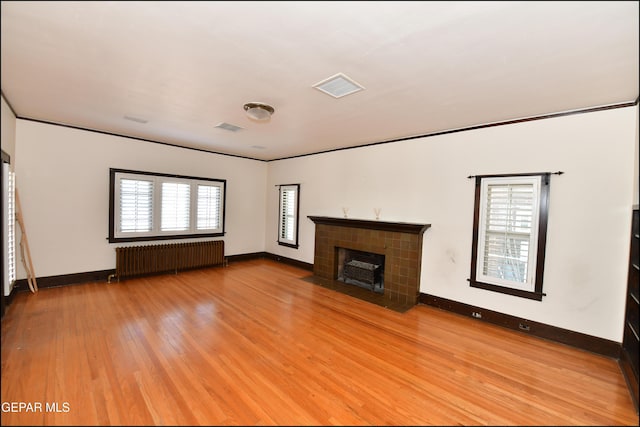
[1,259,637,426]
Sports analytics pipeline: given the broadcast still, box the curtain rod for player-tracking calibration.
[467,171,564,179]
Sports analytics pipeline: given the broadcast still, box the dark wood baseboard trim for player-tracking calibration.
[10,253,312,295]
[225,252,267,263]
[14,269,116,292]
[262,253,314,271]
[227,251,313,271]
[419,293,621,359]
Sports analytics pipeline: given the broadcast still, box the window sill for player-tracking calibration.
[108,232,225,244]
[469,279,545,301]
[278,242,299,249]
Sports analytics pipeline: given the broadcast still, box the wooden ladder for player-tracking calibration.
[15,189,38,293]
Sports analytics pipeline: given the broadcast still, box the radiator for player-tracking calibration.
[112,240,224,281]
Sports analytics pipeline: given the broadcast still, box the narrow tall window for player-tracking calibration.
[470,174,550,300]
[7,169,15,286]
[3,162,16,296]
[278,184,300,248]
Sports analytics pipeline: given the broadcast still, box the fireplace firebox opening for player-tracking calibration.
[336,248,385,294]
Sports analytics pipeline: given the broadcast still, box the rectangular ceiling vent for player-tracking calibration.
[215,122,244,132]
[312,73,365,98]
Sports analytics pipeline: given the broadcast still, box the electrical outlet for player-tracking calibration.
[472,311,482,319]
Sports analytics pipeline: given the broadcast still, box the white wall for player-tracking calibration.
[1,96,16,160]
[14,120,267,278]
[266,106,637,342]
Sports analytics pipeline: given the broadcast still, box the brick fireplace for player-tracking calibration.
[308,216,430,308]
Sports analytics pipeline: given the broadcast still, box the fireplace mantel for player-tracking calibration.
[308,216,431,235]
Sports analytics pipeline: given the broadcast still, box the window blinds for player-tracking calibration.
[280,188,296,240]
[4,165,16,295]
[482,183,535,284]
[197,184,220,230]
[7,169,15,285]
[278,184,299,246]
[119,178,153,233]
[161,182,190,232]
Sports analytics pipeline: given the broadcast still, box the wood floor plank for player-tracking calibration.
[1,258,638,426]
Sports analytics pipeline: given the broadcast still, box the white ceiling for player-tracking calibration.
[1,1,638,161]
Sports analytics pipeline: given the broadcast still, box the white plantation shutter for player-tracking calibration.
[7,169,15,286]
[3,163,16,296]
[281,189,295,239]
[119,178,153,233]
[161,182,190,231]
[278,184,299,247]
[477,176,541,291]
[197,184,221,230]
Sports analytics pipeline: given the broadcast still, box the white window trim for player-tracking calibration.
[278,184,300,248]
[109,169,225,243]
[476,175,541,292]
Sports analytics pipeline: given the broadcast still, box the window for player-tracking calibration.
[161,182,190,232]
[278,184,299,248]
[196,184,221,230]
[470,173,550,300]
[3,160,16,296]
[109,168,225,242]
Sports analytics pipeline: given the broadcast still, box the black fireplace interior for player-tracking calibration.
[337,248,385,293]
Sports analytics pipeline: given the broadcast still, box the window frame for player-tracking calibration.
[277,184,300,249]
[108,168,226,243]
[469,173,550,301]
